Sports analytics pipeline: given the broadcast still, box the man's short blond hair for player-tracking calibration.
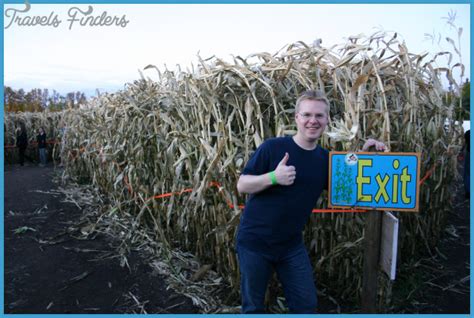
[295,90,330,114]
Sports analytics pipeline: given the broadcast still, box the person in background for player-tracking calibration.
[235,90,386,314]
[37,127,47,167]
[16,122,28,166]
[464,129,470,199]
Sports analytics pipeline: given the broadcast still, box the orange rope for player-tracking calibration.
[419,164,436,185]
[312,208,367,213]
[150,188,193,200]
[123,174,133,195]
[27,142,435,211]
[147,181,367,213]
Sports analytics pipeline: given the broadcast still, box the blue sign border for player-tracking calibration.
[329,152,421,211]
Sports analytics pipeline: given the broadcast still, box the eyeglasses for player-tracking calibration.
[298,112,327,121]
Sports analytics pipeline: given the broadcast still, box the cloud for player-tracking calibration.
[4,3,470,95]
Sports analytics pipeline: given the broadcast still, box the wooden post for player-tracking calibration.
[327,150,420,312]
[361,210,382,313]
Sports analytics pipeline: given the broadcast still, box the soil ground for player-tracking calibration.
[4,161,470,313]
[389,160,470,314]
[4,163,198,314]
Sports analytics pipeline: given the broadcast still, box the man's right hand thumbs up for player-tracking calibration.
[278,152,289,167]
[273,152,296,185]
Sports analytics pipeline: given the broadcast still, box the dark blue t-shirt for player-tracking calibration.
[236,136,329,257]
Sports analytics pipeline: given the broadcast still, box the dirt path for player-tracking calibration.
[4,162,470,313]
[390,168,470,314]
[4,163,198,314]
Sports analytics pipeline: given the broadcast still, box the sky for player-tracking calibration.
[4,3,471,97]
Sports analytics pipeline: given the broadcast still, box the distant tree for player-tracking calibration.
[42,89,49,108]
[24,89,43,112]
[48,97,67,111]
[17,89,26,112]
[52,90,60,104]
[4,86,16,111]
[65,92,75,108]
[75,91,87,106]
[4,86,88,112]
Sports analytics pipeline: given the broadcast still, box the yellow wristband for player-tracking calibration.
[269,171,278,185]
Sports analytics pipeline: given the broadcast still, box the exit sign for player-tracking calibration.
[328,152,421,211]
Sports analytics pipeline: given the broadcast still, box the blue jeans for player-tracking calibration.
[237,242,317,314]
[39,148,47,165]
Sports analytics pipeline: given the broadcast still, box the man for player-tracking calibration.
[463,129,470,199]
[37,127,47,167]
[16,122,28,166]
[236,90,385,313]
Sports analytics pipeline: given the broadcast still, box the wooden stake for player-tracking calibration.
[361,210,382,313]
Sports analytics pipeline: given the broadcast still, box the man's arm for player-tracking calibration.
[237,152,296,194]
[237,173,273,194]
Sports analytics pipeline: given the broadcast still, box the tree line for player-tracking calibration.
[4,86,88,112]
[3,81,469,118]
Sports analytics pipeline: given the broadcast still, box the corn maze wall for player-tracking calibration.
[4,32,465,311]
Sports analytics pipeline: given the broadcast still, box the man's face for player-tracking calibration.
[295,99,329,142]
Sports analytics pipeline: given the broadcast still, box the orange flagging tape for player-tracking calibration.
[148,182,245,209]
[11,138,434,212]
[147,163,437,213]
[123,174,133,195]
[313,208,367,213]
[146,181,366,213]
[151,188,193,200]
[419,164,436,185]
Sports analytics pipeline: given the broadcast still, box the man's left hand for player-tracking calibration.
[362,138,387,152]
